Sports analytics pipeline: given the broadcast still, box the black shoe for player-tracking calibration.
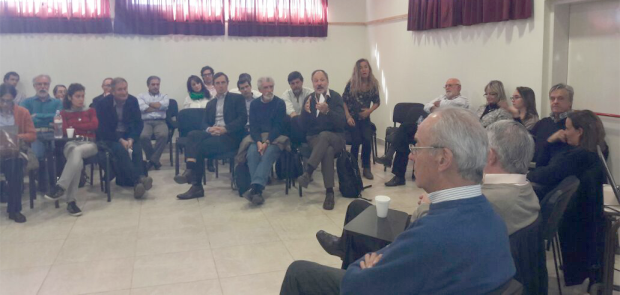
[297,173,312,189]
[134,183,146,199]
[174,169,193,184]
[251,193,265,206]
[44,185,65,201]
[177,185,205,200]
[152,161,162,170]
[323,191,335,210]
[67,201,83,216]
[207,159,215,173]
[316,230,344,258]
[362,168,374,180]
[140,176,153,191]
[9,212,26,223]
[384,176,406,187]
[375,155,392,168]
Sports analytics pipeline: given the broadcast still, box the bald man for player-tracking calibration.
[377,78,469,187]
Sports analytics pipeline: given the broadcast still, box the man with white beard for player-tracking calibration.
[245,77,287,205]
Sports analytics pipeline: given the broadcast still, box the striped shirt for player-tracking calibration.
[428,184,482,204]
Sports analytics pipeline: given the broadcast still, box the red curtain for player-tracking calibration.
[0,0,112,33]
[408,0,532,31]
[228,0,328,37]
[114,0,225,35]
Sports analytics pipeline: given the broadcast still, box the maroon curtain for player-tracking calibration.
[228,0,328,37]
[408,0,532,31]
[0,0,112,34]
[114,0,225,36]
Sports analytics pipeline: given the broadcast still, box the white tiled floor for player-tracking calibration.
[0,148,615,294]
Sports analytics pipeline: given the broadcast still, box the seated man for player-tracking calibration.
[229,73,261,99]
[318,119,540,267]
[175,72,247,200]
[376,78,469,187]
[530,83,574,163]
[20,74,62,191]
[296,70,346,210]
[3,72,26,105]
[138,76,170,170]
[281,71,313,145]
[281,108,515,294]
[96,77,153,199]
[237,77,255,132]
[90,77,113,108]
[245,77,287,205]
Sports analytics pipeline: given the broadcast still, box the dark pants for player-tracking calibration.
[340,200,391,269]
[391,122,418,178]
[185,130,237,184]
[99,140,144,187]
[347,118,372,168]
[284,116,306,145]
[0,158,24,213]
[280,260,345,295]
[306,131,346,189]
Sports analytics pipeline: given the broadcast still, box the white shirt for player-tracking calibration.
[281,87,314,115]
[137,92,170,120]
[206,85,217,98]
[428,184,482,204]
[423,94,469,113]
[183,95,209,109]
[214,93,226,127]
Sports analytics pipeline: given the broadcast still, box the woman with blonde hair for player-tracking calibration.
[477,80,512,128]
[342,58,381,180]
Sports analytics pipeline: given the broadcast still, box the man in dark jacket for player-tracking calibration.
[175,72,247,200]
[96,77,152,199]
[296,70,346,210]
[530,83,574,163]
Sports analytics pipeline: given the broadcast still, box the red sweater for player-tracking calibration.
[60,108,98,139]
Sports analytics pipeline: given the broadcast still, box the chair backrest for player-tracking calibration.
[539,176,580,240]
[177,108,205,137]
[509,215,548,295]
[598,145,619,204]
[166,99,179,129]
[392,103,423,125]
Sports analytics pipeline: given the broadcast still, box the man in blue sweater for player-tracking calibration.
[280,107,515,295]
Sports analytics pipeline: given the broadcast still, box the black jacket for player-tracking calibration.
[95,94,144,142]
[530,117,567,163]
[202,92,247,143]
[300,89,346,136]
[249,96,286,143]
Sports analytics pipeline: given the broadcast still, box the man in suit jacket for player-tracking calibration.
[96,77,152,199]
[175,72,247,200]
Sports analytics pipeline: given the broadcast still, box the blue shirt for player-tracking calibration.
[19,96,62,128]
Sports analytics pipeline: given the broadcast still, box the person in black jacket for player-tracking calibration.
[530,83,574,163]
[95,78,152,199]
[175,72,247,200]
[297,70,346,210]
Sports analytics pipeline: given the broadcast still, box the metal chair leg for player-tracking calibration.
[175,142,180,176]
[551,238,563,295]
[106,152,111,202]
[29,169,36,209]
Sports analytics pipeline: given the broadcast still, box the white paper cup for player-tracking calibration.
[66,128,75,138]
[375,195,391,218]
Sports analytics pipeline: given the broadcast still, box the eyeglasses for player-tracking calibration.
[409,144,443,155]
[483,93,498,97]
[510,96,521,101]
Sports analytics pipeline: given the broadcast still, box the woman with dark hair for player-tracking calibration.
[498,86,539,130]
[0,83,35,223]
[183,75,211,109]
[45,83,98,216]
[343,58,380,180]
[527,110,607,286]
[476,80,512,128]
[53,84,67,100]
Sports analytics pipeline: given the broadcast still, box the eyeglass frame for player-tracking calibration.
[510,95,521,101]
[409,143,444,155]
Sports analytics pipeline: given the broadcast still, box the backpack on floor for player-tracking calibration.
[337,150,364,198]
[235,162,251,197]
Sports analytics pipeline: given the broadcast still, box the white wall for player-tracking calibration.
[0,0,368,107]
[566,0,620,180]
[365,0,547,141]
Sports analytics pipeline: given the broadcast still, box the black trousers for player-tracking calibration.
[391,122,418,178]
[347,118,372,168]
[99,140,144,187]
[280,260,345,295]
[283,116,306,145]
[340,200,391,268]
[0,158,24,213]
[185,130,237,184]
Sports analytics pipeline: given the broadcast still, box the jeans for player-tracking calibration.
[57,141,98,203]
[247,143,281,187]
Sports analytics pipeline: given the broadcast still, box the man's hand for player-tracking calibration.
[149,102,162,109]
[127,138,134,149]
[346,117,356,127]
[290,112,298,118]
[316,102,329,114]
[548,130,567,143]
[360,253,382,269]
[418,194,430,205]
[359,108,371,120]
[433,100,441,108]
[304,98,311,113]
[120,139,130,150]
[257,142,268,156]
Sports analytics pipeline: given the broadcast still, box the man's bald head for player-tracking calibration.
[444,78,461,99]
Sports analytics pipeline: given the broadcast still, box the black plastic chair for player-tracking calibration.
[165,99,179,167]
[509,214,548,295]
[383,103,425,172]
[539,176,580,295]
[174,108,205,176]
[203,151,237,190]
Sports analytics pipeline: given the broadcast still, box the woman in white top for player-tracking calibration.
[183,75,211,109]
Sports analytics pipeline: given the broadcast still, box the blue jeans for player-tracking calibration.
[246,143,281,187]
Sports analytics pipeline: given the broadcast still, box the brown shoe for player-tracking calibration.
[323,191,335,210]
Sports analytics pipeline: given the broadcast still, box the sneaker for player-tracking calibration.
[140,176,153,190]
[67,202,83,216]
[44,185,65,201]
[134,183,146,199]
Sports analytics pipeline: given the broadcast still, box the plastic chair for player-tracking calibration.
[509,214,548,294]
[174,108,204,176]
[165,99,178,167]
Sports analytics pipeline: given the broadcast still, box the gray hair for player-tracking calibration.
[549,83,574,103]
[486,120,535,174]
[429,107,488,183]
[32,74,51,85]
[257,77,275,89]
[111,77,128,90]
